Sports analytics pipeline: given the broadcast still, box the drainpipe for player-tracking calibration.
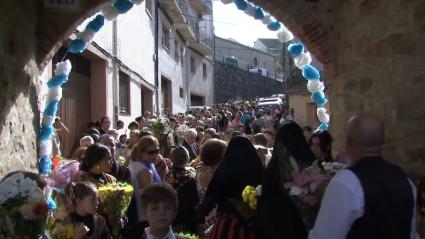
[154,0,160,116]
[112,19,119,125]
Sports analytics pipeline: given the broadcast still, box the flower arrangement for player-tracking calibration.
[176,232,200,239]
[46,205,75,239]
[147,119,170,137]
[242,185,262,209]
[97,182,133,218]
[0,172,49,238]
[277,145,347,229]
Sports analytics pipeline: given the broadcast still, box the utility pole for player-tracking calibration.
[154,0,160,116]
[112,19,119,124]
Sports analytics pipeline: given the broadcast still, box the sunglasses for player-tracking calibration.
[146,149,160,155]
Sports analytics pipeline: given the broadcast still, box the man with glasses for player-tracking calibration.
[99,116,111,135]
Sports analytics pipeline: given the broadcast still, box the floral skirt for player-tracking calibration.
[207,213,255,239]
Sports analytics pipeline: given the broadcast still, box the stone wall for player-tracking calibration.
[0,1,39,176]
[214,61,284,103]
[329,0,425,177]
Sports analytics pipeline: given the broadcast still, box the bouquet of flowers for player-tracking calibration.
[46,205,75,239]
[0,172,49,238]
[175,232,199,239]
[278,145,347,229]
[97,182,133,218]
[147,119,170,138]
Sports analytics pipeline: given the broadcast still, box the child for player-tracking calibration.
[63,182,111,239]
[124,183,184,239]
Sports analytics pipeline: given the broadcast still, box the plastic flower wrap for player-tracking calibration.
[97,182,133,217]
[0,172,49,238]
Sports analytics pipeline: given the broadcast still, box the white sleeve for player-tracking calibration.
[309,170,364,239]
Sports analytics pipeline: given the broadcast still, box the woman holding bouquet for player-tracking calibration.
[256,121,315,239]
[78,144,125,237]
[195,136,263,239]
[79,143,116,186]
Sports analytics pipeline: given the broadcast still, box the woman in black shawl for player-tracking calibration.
[195,136,263,239]
[256,120,315,239]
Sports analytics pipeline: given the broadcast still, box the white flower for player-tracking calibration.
[256,185,262,196]
[20,178,40,201]
[289,186,302,196]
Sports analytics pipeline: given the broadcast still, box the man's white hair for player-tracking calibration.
[185,128,197,138]
[80,135,94,147]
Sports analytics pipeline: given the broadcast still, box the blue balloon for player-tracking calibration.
[254,6,265,20]
[114,0,134,14]
[47,196,57,210]
[288,43,304,57]
[68,39,86,53]
[44,100,59,117]
[40,125,53,141]
[318,122,329,130]
[311,91,328,106]
[86,14,105,32]
[39,155,52,175]
[267,21,281,31]
[234,0,248,10]
[302,65,321,80]
[47,74,68,88]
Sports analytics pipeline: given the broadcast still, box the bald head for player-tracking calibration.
[346,113,384,157]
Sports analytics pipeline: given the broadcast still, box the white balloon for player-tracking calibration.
[42,115,55,127]
[317,107,330,123]
[262,15,272,25]
[277,26,294,43]
[244,3,255,17]
[39,140,52,157]
[132,0,144,5]
[307,80,325,93]
[47,87,62,102]
[102,5,120,21]
[54,60,72,76]
[221,0,233,4]
[79,29,96,43]
[294,52,312,69]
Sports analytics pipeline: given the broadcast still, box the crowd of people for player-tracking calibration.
[0,99,421,239]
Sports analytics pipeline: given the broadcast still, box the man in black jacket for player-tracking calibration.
[182,128,198,161]
[310,113,416,239]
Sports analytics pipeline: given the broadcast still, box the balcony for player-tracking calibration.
[158,0,196,43]
[189,0,212,14]
[190,29,213,55]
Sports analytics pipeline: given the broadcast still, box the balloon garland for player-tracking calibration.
[220,0,330,132]
[39,0,144,175]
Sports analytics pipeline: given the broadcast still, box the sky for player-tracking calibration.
[213,1,278,47]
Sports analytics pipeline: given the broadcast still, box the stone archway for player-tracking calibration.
[1,0,425,177]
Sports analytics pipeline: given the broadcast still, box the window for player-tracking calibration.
[179,87,184,98]
[202,63,207,79]
[253,57,258,67]
[145,0,153,17]
[190,57,195,74]
[174,40,179,60]
[119,72,130,115]
[162,26,170,51]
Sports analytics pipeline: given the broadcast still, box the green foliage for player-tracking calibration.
[176,232,199,239]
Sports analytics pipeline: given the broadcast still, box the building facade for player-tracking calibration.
[214,36,277,79]
[40,0,214,157]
